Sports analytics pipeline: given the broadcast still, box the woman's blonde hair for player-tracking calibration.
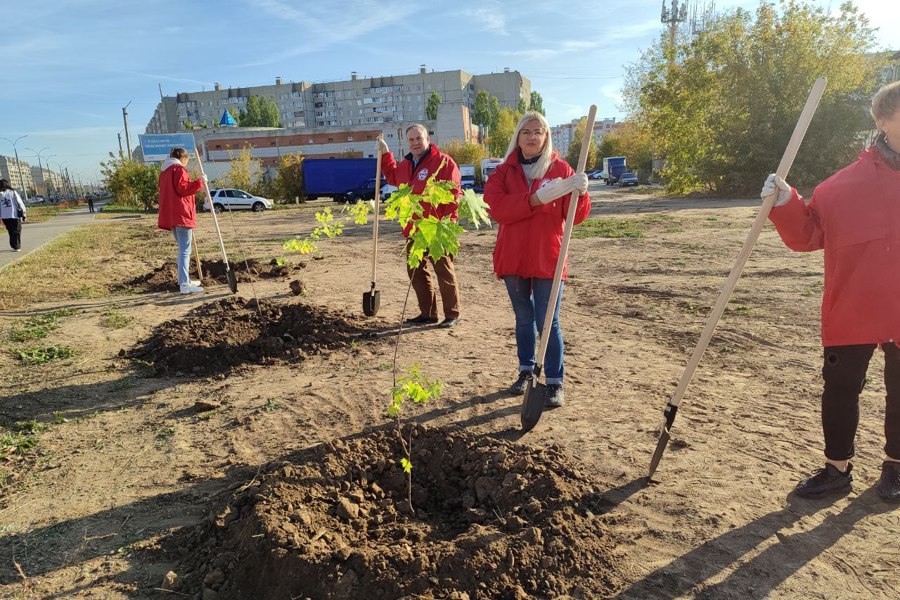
[871,80,900,125]
[505,111,553,179]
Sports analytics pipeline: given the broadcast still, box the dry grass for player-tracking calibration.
[0,217,170,311]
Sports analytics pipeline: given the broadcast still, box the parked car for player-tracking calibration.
[340,179,398,204]
[203,189,273,212]
[616,171,639,187]
[588,170,606,180]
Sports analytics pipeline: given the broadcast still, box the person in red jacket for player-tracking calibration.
[376,124,462,327]
[765,80,900,502]
[483,111,589,408]
[158,147,206,294]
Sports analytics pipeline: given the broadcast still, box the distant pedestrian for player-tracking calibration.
[0,178,27,252]
[766,80,900,502]
[376,124,463,328]
[483,111,590,408]
[158,147,206,294]
[87,196,95,213]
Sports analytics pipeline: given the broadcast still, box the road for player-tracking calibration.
[0,199,110,272]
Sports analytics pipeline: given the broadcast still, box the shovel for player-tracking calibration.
[363,136,384,316]
[192,236,204,282]
[521,105,597,433]
[194,146,238,293]
[647,77,827,480]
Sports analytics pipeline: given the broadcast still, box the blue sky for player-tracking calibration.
[1,0,896,184]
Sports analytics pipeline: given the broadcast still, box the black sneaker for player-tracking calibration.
[876,461,900,502]
[794,463,852,498]
[545,384,564,408]
[509,370,532,395]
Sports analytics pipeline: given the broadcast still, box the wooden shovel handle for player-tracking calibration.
[371,135,383,285]
[192,141,230,269]
[665,77,827,410]
[535,105,597,369]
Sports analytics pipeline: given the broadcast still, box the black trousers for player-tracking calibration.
[2,218,21,250]
[821,343,900,461]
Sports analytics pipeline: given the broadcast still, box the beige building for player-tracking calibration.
[146,66,530,147]
[0,156,35,194]
[30,166,66,196]
[551,117,619,158]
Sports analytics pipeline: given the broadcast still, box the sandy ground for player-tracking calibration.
[0,183,897,599]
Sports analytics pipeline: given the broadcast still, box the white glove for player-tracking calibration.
[570,173,589,193]
[375,139,389,155]
[201,174,209,185]
[534,177,577,204]
[761,174,791,207]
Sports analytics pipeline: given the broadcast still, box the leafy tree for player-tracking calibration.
[529,91,545,116]
[442,139,485,181]
[473,90,492,133]
[487,108,520,159]
[565,117,597,171]
[517,97,527,113]
[488,96,501,132]
[99,156,161,211]
[273,151,304,202]
[597,122,655,180]
[218,146,262,191]
[624,0,885,194]
[238,96,281,128]
[183,119,193,130]
[426,90,442,121]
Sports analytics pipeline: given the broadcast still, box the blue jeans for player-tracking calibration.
[172,227,193,286]
[503,276,565,384]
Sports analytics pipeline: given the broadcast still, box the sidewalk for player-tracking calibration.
[0,200,110,272]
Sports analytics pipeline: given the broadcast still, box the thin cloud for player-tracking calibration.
[240,0,418,66]
[464,2,508,35]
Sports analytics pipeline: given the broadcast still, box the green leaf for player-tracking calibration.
[457,189,492,229]
[401,458,413,473]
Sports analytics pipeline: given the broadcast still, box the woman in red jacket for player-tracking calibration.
[158,147,206,294]
[484,111,590,408]
[765,81,900,502]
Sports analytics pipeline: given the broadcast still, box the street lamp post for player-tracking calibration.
[122,101,133,161]
[26,146,50,196]
[44,154,57,199]
[52,162,70,200]
[1,135,30,202]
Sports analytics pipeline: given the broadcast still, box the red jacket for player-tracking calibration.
[484,151,591,280]
[381,144,461,237]
[158,158,203,230]
[769,146,900,346]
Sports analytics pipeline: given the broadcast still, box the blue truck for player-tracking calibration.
[302,158,379,200]
[602,156,627,185]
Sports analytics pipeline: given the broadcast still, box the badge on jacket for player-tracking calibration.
[417,169,430,181]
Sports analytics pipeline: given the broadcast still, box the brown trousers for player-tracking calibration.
[405,239,461,319]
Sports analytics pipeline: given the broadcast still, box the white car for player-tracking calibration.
[203,189,273,213]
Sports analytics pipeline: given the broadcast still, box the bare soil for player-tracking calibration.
[0,188,897,599]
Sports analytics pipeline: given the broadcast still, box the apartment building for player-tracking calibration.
[146,66,530,146]
[30,166,66,196]
[0,156,35,194]
[550,117,619,158]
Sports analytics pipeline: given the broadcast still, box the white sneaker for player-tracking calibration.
[179,283,204,294]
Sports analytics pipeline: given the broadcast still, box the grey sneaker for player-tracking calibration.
[179,283,204,294]
[509,370,532,395]
[545,384,564,408]
[794,463,852,498]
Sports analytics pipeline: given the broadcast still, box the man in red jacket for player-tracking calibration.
[158,147,206,294]
[376,124,462,327]
[766,80,900,502]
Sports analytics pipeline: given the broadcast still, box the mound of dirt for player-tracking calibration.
[127,297,362,376]
[167,425,626,600]
[122,259,303,293]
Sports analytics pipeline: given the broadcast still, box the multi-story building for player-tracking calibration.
[146,66,531,148]
[0,156,35,194]
[30,166,66,196]
[550,117,618,158]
